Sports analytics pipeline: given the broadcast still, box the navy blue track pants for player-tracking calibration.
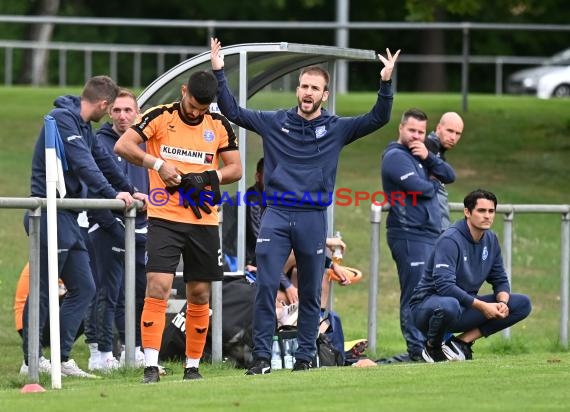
[412,293,532,344]
[23,210,96,361]
[253,207,327,363]
[387,236,435,357]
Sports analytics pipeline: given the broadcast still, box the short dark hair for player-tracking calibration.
[256,157,264,173]
[187,70,218,105]
[81,75,119,104]
[401,108,428,125]
[299,66,330,91]
[463,189,498,212]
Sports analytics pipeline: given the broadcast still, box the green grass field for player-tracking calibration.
[0,87,569,410]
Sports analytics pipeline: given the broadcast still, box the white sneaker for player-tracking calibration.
[442,341,465,361]
[88,354,102,371]
[61,359,97,378]
[120,348,146,368]
[100,357,120,372]
[19,356,52,375]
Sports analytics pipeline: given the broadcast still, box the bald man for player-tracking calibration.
[425,112,464,231]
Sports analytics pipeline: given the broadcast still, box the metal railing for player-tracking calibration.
[0,195,233,385]
[0,38,549,95]
[367,202,570,353]
[1,15,570,109]
[0,40,204,89]
[0,197,141,383]
[3,195,569,381]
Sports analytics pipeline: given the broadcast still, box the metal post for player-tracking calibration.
[59,49,66,87]
[84,50,92,83]
[502,210,513,339]
[335,0,349,93]
[461,25,470,113]
[123,205,137,367]
[209,279,222,363]
[110,51,118,83]
[560,212,569,348]
[367,203,383,353]
[5,47,13,86]
[495,58,503,95]
[156,53,165,76]
[133,52,141,89]
[236,51,248,273]
[327,61,337,311]
[211,209,223,363]
[27,206,42,383]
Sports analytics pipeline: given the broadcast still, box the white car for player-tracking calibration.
[537,66,570,99]
[506,48,570,95]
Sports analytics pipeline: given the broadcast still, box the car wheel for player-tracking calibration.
[552,84,570,98]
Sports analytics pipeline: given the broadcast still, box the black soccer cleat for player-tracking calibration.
[183,367,203,380]
[245,358,271,375]
[291,359,311,372]
[142,366,160,384]
[421,343,449,363]
[444,335,474,360]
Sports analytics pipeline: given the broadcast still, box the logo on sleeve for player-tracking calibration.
[209,102,220,114]
[482,246,488,261]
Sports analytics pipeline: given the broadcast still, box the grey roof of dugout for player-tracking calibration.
[138,42,377,110]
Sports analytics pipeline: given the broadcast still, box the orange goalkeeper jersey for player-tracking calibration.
[132,102,238,225]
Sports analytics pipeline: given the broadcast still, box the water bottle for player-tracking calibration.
[270,336,282,370]
[283,339,294,369]
[332,231,343,265]
[291,338,298,364]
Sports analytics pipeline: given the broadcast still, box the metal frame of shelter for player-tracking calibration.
[137,42,379,362]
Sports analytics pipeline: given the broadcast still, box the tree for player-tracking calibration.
[404,0,481,91]
[18,0,61,85]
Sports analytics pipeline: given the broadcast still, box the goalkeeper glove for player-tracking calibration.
[174,170,221,218]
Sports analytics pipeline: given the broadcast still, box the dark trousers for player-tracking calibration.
[412,293,532,344]
[387,236,435,357]
[23,211,96,361]
[253,207,327,363]
[90,227,147,352]
[82,226,99,345]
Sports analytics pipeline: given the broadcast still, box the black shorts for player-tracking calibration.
[146,218,223,282]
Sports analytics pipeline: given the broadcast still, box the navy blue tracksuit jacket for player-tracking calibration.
[88,122,149,352]
[214,68,394,363]
[380,140,455,358]
[24,96,134,361]
[410,219,531,344]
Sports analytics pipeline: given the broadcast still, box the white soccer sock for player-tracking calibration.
[100,351,114,361]
[88,343,100,357]
[144,348,159,367]
[185,357,200,368]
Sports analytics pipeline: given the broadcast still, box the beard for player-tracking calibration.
[93,109,108,123]
[297,96,323,117]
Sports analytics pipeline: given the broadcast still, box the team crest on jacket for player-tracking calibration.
[203,129,215,142]
[315,126,327,139]
[482,246,488,261]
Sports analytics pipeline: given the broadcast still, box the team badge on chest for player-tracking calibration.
[203,129,215,142]
[315,126,327,139]
[482,246,488,261]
